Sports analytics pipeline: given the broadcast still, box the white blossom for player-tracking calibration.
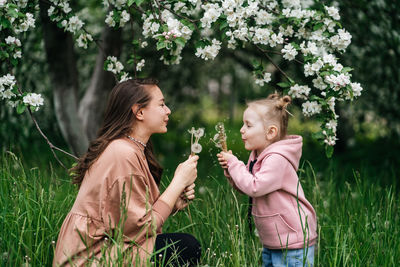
[325,6,340,20]
[48,6,56,16]
[1,90,15,99]
[313,76,327,90]
[106,56,124,74]
[5,36,21,46]
[105,11,116,27]
[311,59,324,74]
[13,51,22,59]
[23,93,44,107]
[0,74,16,87]
[324,135,337,146]
[289,84,311,100]
[254,72,271,86]
[322,54,337,65]
[326,119,337,133]
[67,16,84,33]
[119,72,131,82]
[76,33,93,49]
[61,2,72,14]
[325,73,351,91]
[136,59,145,71]
[201,3,222,28]
[16,13,36,33]
[255,10,275,25]
[351,82,363,98]
[327,97,335,112]
[195,39,221,60]
[120,10,130,26]
[330,29,352,51]
[302,101,322,116]
[281,43,298,61]
[141,41,148,48]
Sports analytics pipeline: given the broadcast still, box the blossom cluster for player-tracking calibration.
[47,0,92,49]
[2,0,364,154]
[104,56,131,82]
[1,1,44,113]
[0,74,44,111]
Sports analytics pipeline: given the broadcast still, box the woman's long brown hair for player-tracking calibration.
[71,79,163,187]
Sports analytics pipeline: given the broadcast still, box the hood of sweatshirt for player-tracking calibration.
[249,135,303,171]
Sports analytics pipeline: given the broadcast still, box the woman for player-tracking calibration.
[53,79,201,266]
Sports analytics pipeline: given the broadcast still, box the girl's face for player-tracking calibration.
[141,86,171,134]
[240,107,270,155]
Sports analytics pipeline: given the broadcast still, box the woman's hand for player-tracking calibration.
[174,183,196,211]
[217,150,233,169]
[159,156,198,210]
[173,155,199,188]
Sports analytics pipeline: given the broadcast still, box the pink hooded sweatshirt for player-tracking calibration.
[226,135,317,249]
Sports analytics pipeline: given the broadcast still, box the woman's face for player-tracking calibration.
[141,86,171,134]
[240,107,270,155]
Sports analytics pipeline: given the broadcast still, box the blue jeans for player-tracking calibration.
[262,246,315,267]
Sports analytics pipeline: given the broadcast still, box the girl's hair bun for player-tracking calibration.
[267,93,280,101]
[280,95,291,109]
[267,93,291,110]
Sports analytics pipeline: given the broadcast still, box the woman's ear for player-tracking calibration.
[131,104,144,121]
[266,125,278,141]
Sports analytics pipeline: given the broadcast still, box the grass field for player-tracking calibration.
[1,131,399,266]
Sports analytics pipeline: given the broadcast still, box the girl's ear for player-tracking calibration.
[266,125,278,141]
[131,104,144,121]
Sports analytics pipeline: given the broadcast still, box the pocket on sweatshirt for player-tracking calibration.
[253,211,298,246]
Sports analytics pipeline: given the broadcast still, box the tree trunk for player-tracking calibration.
[78,26,122,140]
[39,1,88,156]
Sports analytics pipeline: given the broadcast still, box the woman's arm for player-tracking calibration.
[158,155,198,209]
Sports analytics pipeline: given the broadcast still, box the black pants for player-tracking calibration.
[153,233,201,266]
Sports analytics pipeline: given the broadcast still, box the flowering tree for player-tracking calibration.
[1,0,363,159]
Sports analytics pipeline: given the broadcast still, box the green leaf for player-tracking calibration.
[342,67,353,73]
[313,23,324,31]
[128,0,135,6]
[319,71,331,76]
[17,103,26,114]
[252,60,261,68]
[175,37,186,47]
[7,8,19,18]
[219,21,228,30]
[195,40,206,49]
[277,82,291,88]
[312,131,324,140]
[11,58,18,66]
[135,0,146,6]
[156,41,166,50]
[325,145,334,158]
[290,42,300,50]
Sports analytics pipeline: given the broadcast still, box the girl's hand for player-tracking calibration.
[217,150,233,169]
[173,155,199,188]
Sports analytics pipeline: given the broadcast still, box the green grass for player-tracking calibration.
[1,137,399,266]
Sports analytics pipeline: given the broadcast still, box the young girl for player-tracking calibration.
[217,93,317,267]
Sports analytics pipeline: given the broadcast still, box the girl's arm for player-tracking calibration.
[217,151,246,194]
[223,152,288,197]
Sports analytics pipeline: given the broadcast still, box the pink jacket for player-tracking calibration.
[226,135,317,249]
